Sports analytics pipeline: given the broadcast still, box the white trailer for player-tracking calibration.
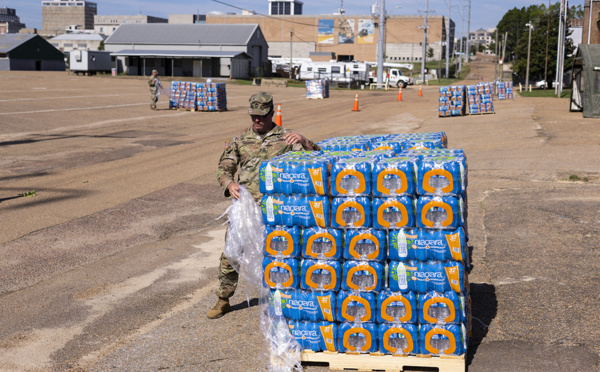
[69,50,112,75]
[298,61,370,84]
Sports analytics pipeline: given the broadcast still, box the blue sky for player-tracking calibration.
[4,0,586,34]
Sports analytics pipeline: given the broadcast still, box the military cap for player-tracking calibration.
[248,92,273,115]
[152,69,158,74]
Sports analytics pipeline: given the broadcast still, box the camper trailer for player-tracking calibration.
[69,50,112,75]
[298,61,370,85]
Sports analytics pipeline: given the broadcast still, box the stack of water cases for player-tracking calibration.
[196,82,227,111]
[261,132,470,357]
[497,82,513,100]
[168,81,227,111]
[169,81,196,110]
[467,83,494,115]
[438,86,465,117]
[306,79,330,99]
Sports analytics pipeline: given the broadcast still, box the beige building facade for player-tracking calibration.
[41,0,97,36]
[94,15,168,37]
[205,14,453,63]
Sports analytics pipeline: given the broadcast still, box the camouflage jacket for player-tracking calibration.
[217,125,321,201]
[148,76,158,93]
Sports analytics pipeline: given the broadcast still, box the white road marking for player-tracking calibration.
[0,93,141,102]
[0,102,150,115]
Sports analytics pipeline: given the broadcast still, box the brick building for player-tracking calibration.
[582,0,600,44]
[204,14,454,63]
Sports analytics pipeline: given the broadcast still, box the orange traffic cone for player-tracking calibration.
[275,103,282,126]
[397,86,403,101]
[418,85,423,97]
[352,92,360,111]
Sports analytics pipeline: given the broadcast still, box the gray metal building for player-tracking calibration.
[104,23,269,79]
[0,34,65,71]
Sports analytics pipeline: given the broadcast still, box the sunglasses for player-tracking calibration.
[251,110,271,119]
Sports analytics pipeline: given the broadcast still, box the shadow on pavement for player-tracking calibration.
[229,297,260,313]
[467,283,497,366]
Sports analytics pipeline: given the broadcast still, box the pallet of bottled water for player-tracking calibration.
[261,132,470,371]
[438,86,465,117]
[306,79,329,99]
[467,83,494,115]
[168,81,227,111]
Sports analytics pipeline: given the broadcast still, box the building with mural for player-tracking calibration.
[203,13,454,63]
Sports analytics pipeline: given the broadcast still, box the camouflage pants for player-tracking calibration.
[216,226,239,298]
[217,253,238,299]
[150,92,158,108]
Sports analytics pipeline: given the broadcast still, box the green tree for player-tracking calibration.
[509,2,575,83]
[496,5,545,62]
[427,47,434,58]
[98,40,105,51]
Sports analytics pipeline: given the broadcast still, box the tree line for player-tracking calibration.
[494,3,583,83]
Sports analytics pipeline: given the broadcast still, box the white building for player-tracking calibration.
[469,28,495,51]
[50,32,106,52]
[94,15,167,37]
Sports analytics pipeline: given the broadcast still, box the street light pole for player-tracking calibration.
[420,0,430,84]
[525,22,533,90]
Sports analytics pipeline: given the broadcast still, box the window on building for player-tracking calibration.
[78,43,86,48]
[284,2,290,14]
[294,2,302,14]
[331,66,341,73]
[64,43,73,47]
[100,27,103,32]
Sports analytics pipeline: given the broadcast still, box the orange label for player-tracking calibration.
[319,324,336,352]
[335,200,365,227]
[445,232,463,261]
[444,265,462,293]
[308,200,327,227]
[316,295,334,322]
[308,167,326,195]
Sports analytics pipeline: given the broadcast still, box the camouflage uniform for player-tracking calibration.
[148,71,159,109]
[215,118,320,299]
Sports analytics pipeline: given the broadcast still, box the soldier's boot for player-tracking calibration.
[150,104,156,110]
[207,297,230,319]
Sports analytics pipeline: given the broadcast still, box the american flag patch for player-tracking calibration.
[225,139,230,149]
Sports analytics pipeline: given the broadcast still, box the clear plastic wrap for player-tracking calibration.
[221,185,303,372]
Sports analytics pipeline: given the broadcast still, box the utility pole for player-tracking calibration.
[525,22,533,90]
[502,31,508,81]
[446,0,451,78]
[458,0,464,74]
[289,30,293,79]
[465,0,471,63]
[419,0,432,84]
[376,0,386,87]
[494,29,498,82]
[544,0,550,89]
[558,0,568,97]
[555,0,564,95]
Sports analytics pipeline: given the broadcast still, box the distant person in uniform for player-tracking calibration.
[148,70,162,110]
[207,92,321,319]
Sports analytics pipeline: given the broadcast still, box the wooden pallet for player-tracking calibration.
[300,350,465,372]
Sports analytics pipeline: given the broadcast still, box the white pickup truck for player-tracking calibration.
[369,68,413,88]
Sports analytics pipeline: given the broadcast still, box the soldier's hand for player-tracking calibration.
[228,182,241,199]
[284,132,310,148]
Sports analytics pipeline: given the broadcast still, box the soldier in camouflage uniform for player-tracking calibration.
[148,69,161,110]
[207,92,321,319]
